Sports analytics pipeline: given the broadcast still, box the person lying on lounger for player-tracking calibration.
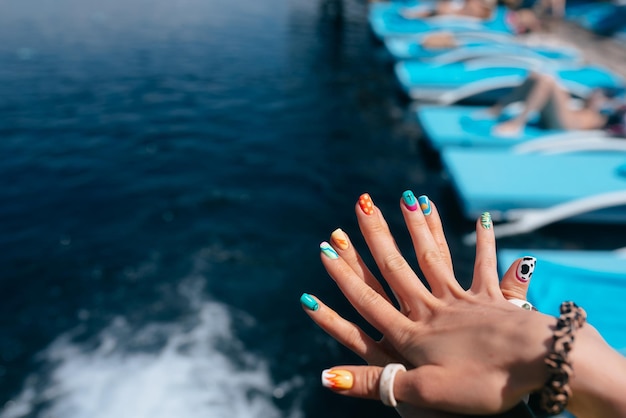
[400,0,542,32]
[489,71,626,136]
[416,8,543,49]
[401,0,497,20]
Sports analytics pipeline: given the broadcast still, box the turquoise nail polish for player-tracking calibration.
[300,293,319,311]
[481,212,492,229]
[418,195,431,216]
[320,241,339,259]
[402,190,418,211]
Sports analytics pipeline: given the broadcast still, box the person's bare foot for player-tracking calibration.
[493,119,524,137]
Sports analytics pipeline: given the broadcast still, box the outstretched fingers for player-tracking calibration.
[356,193,436,316]
[329,228,393,305]
[300,293,398,366]
[469,212,501,298]
[319,240,415,346]
[400,192,464,299]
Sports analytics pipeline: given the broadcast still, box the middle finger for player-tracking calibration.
[401,192,465,299]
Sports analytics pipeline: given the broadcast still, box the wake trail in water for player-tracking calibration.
[1,275,304,418]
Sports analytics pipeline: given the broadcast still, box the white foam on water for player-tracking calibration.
[1,276,304,418]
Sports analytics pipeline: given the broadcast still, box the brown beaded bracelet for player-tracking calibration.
[540,301,587,415]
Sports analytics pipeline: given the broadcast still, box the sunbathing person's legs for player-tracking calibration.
[488,71,541,116]
[494,72,577,135]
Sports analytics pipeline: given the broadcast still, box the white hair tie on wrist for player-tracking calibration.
[507,298,536,311]
[379,363,406,407]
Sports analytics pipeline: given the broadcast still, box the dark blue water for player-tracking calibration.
[2,0,625,417]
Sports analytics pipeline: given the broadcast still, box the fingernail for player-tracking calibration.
[320,241,339,259]
[418,195,432,216]
[322,369,354,390]
[480,212,492,229]
[300,293,319,311]
[331,228,349,250]
[516,256,536,283]
[402,190,418,211]
[358,193,374,215]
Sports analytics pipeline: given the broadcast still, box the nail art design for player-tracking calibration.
[402,190,418,211]
[418,195,432,216]
[480,212,492,229]
[358,193,374,215]
[516,256,536,283]
[331,228,349,250]
[300,293,319,311]
[322,369,354,390]
[320,241,339,259]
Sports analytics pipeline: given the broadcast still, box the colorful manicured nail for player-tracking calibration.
[331,228,349,250]
[402,190,418,211]
[322,369,354,390]
[300,293,319,311]
[358,193,374,216]
[320,241,339,259]
[480,212,492,229]
[516,256,536,283]
[418,195,431,216]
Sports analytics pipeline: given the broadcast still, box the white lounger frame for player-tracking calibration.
[463,136,626,244]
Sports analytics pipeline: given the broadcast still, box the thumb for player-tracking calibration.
[322,365,523,415]
[500,256,536,308]
[320,365,383,401]
[320,364,446,407]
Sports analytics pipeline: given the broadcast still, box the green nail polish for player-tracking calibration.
[320,241,339,259]
[481,212,492,229]
[300,293,319,311]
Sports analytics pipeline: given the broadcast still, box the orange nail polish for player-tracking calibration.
[358,193,374,215]
[331,228,349,250]
[322,369,354,390]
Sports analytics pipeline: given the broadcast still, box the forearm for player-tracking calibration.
[515,312,626,418]
[567,325,626,418]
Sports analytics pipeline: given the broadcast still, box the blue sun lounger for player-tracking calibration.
[498,249,626,354]
[369,2,513,40]
[384,37,582,64]
[415,105,617,151]
[417,105,560,150]
[396,60,624,103]
[440,148,626,223]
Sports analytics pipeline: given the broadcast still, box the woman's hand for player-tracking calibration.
[302,192,554,415]
[302,193,537,418]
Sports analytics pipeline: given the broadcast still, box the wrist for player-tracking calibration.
[507,311,555,396]
[567,324,626,418]
[523,310,626,418]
